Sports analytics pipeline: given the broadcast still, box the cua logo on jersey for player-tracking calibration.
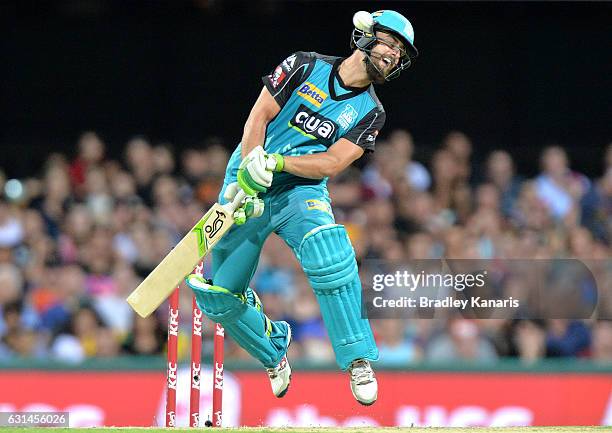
[297,82,328,107]
[289,105,337,140]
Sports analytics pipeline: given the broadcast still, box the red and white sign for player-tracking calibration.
[0,370,610,427]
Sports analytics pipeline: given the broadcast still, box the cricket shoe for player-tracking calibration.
[267,322,292,398]
[349,359,378,406]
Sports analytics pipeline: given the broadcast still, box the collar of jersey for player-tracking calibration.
[329,58,370,101]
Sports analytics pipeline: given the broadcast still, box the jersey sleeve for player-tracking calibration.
[262,52,313,108]
[343,107,386,153]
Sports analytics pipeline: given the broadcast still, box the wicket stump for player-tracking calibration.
[165,283,224,427]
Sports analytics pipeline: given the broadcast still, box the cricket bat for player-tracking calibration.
[127,189,247,317]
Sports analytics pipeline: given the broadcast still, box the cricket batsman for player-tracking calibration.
[186,10,418,405]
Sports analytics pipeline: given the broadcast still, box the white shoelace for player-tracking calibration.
[350,360,375,385]
[267,357,287,379]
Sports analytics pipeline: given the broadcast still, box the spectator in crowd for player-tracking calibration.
[591,320,612,362]
[508,319,547,364]
[0,130,609,368]
[486,150,523,217]
[426,319,498,363]
[50,304,109,362]
[581,145,612,242]
[443,131,473,184]
[327,168,364,223]
[34,158,74,240]
[0,199,24,248]
[84,166,113,225]
[534,146,589,223]
[125,136,157,206]
[362,143,399,200]
[389,129,431,192]
[0,300,45,359]
[374,319,422,365]
[0,263,23,307]
[153,143,176,177]
[0,170,5,197]
[545,319,591,357]
[430,147,472,223]
[121,314,166,356]
[69,131,106,198]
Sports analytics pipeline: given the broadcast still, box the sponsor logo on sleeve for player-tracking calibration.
[336,104,359,130]
[270,65,286,89]
[282,54,297,71]
[289,104,337,141]
[297,82,328,107]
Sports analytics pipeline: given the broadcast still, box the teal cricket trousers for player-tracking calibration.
[191,183,378,369]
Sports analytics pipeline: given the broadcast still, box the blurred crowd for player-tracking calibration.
[0,131,610,366]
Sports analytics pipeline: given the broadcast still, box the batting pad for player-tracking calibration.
[299,224,379,370]
[189,282,289,368]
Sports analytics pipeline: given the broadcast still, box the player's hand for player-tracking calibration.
[264,152,284,173]
[238,146,273,195]
[237,146,284,195]
[223,182,264,225]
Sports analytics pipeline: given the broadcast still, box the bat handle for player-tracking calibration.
[228,189,248,213]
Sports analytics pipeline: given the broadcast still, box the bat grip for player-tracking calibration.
[228,189,248,213]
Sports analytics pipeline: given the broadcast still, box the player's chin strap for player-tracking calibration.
[351,28,411,81]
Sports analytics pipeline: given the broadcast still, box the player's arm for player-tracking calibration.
[242,52,311,159]
[283,139,364,179]
[241,87,280,159]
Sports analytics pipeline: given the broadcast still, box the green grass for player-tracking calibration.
[1,427,611,433]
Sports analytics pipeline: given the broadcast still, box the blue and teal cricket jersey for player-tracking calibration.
[207,52,384,371]
[223,51,386,190]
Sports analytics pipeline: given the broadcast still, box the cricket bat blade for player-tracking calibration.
[127,193,245,317]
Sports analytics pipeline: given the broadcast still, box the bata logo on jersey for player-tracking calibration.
[297,82,328,107]
[290,105,337,140]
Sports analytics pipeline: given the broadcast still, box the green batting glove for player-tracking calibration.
[233,207,247,225]
[237,167,267,196]
[237,146,274,196]
[265,153,285,173]
[243,195,265,218]
[232,196,264,225]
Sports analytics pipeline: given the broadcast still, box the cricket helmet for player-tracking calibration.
[351,10,418,80]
